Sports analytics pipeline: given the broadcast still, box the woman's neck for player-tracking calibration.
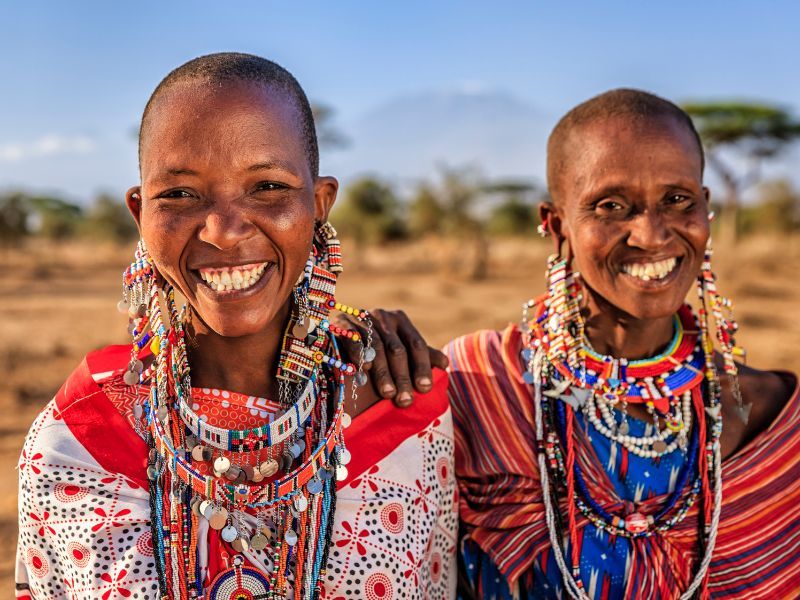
[581,290,676,361]
[185,304,290,400]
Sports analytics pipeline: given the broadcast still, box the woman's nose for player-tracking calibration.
[627,211,671,251]
[197,206,257,250]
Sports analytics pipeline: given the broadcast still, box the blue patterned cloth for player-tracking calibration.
[459,410,692,600]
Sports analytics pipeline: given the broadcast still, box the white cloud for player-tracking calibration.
[0,134,96,162]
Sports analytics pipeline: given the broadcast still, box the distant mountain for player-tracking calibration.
[323,88,552,188]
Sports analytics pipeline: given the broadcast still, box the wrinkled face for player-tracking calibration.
[553,115,709,320]
[128,81,336,337]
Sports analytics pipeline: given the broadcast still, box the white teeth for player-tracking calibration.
[622,257,677,281]
[197,263,270,293]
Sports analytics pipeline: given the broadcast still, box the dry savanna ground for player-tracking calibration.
[1,234,798,595]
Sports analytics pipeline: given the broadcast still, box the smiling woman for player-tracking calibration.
[347,89,800,600]
[15,53,456,600]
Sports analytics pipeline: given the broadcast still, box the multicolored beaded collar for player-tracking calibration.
[534,303,705,416]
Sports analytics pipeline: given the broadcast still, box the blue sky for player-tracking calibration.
[0,1,797,202]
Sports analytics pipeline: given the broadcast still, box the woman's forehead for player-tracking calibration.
[140,82,306,168]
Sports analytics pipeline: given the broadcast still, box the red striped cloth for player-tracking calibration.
[446,325,800,599]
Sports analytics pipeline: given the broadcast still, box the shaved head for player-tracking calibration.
[139,52,319,177]
[546,88,704,204]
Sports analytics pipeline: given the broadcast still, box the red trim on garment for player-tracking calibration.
[337,368,450,489]
[55,345,149,489]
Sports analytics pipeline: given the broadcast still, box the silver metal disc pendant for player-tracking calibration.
[221,524,238,543]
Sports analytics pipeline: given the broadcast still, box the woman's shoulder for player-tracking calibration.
[444,324,523,374]
[19,344,149,490]
[721,363,798,458]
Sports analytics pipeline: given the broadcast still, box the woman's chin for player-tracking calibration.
[193,310,279,339]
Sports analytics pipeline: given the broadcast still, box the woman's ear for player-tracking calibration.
[125,186,144,233]
[313,176,339,222]
[539,201,567,255]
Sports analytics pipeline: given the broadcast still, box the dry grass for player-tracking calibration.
[2,234,798,594]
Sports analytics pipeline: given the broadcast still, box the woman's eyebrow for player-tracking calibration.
[247,160,300,175]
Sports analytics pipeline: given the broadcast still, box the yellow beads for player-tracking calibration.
[150,335,161,356]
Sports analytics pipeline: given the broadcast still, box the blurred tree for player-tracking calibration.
[738,179,800,236]
[683,101,800,243]
[0,192,31,246]
[431,166,489,279]
[333,177,406,247]
[312,103,349,150]
[28,196,83,240]
[81,194,139,243]
[408,183,445,237]
[483,179,539,236]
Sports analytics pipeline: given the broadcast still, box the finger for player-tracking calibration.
[372,311,414,407]
[366,326,401,400]
[429,347,450,371]
[330,313,368,367]
[395,313,435,392]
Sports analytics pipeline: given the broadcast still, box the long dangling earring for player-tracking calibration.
[120,239,156,385]
[276,221,359,401]
[543,242,585,372]
[695,236,750,424]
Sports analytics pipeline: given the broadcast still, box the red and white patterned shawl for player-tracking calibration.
[16,345,457,599]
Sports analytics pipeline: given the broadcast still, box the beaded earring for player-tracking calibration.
[118,240,157,386]
[695,238,750,424]
[542,252,585,371]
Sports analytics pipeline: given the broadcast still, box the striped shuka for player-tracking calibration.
[446,325,800,600]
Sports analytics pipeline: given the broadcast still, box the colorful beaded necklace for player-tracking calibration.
[521,254,727,600]
[120,225,371,600]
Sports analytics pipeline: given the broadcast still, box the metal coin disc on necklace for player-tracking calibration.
[208,508,228,530]
[338,447,352,465]
[230,536,249,553]
[341,412,352,429]
[307,477,324,495]
[250,532,269,551]
[335,464,348,482]
[191,497,204,517]
[214,456,231,473]
[652,439,669,454]
[294,494,309,512]
[362,346,377,363]
[284,528,298,546]
[221,524,239,543]
[123,370,140,385]
[355,371,369,387]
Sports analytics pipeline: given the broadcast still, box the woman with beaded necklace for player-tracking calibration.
[15,53,457,599]
[351,89,799,599]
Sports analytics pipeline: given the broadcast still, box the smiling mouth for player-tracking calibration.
[196,262,272,293]
[620,257,679,282]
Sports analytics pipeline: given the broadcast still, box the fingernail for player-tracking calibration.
[417,377,432,388]
[381,384,396,396]
[398,392,413,407]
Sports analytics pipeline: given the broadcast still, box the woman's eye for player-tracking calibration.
[157,189,194,200]
[255,181,287,192]
[666,194,693,207]
[596,199,626,213]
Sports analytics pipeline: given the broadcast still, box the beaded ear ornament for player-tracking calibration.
[119,221,374,599]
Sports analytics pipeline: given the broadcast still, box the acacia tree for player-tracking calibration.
[683,102,800,244]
